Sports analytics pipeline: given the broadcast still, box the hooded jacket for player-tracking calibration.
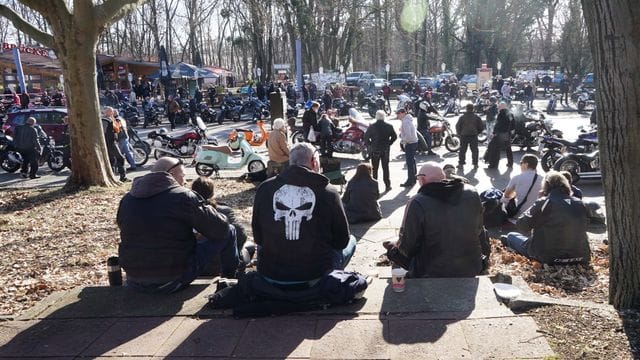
[397,179,483,277]
[516,188,590,264]
[252,165,350,282]
[364,119,397,152]
[342,177,382,224]
[117,172,230,283]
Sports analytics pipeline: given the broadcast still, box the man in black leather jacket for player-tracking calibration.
[384,162,485,277]
[364,110,397,192]
[117,157,238,293]
[502,171,590,264]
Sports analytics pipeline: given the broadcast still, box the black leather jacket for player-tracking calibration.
[516,188,590,264]
[395,179,484,277]
[364,120,397,152]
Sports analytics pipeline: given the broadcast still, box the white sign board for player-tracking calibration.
[274,63,290,70]
[310,72,341,92]
[477,67,493,88]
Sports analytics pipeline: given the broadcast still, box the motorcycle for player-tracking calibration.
[511,107,560,151]
[193,131,266,177]
[198,103,218,123]
[553,150,601,184]
[291,114,370,160]
[228,120,269,149]
[538,126,598,171]
[142,100,162,128]
[574,88,595,113]
[148,117,217,159]
[441,96,460,117]
[216,96,243,124]
[365,94,391,118]
[331,98,354,117]
[426,114,461,152]
[118,102,142,127]
[0,130,21,173]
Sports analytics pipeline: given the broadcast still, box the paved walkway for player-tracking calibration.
[0,276,553,359]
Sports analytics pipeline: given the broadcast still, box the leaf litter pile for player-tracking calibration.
[0,180,255,317]
[1,181,638,358]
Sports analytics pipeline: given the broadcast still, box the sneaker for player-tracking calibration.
[427,151,437,156]
[385,186,392,192]
[29,175,41,179]
[400,182,414,187]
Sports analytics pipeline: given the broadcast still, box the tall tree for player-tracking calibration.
[581,0,640,309]
[0,0,145,188]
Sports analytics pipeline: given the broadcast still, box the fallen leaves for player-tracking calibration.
[0,180,256,317]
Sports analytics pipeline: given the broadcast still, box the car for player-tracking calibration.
[356,73,376,87]
[346,71,370,86]
[2,108,68,143]
[552,73,565,88]
[417,77,434,92]
[582,73,595,88]
[392,72,416,81]
[437,72,456,82]
[370,78,386,91]
[459,74,478,90]
[389,78,408,93]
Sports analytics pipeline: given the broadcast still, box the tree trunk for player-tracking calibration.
[581,0,640,309]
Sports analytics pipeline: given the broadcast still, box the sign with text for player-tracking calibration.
[2,43,52,58]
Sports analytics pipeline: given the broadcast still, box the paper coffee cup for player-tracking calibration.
[391,268,408,293]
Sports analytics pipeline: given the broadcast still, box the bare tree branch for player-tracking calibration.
[0,3,54,47]
[94,0,147,29]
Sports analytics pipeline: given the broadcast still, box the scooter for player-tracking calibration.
[194,132,266,177]
[228,120,269,149]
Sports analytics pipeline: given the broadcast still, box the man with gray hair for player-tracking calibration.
[383,162,486,277]
[117,157,239,293]
[13,117,42,179]
[252,142,355,287]
[364,110,397,192]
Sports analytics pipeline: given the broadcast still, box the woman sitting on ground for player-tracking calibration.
[191,177,252,269]
[342,163,382,224]
[501,171,590,265]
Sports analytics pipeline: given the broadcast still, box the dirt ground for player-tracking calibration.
[0,182,637,358]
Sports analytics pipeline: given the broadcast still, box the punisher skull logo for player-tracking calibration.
[273,185,316,241]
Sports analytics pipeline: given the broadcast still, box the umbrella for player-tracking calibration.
[168,62,218,79]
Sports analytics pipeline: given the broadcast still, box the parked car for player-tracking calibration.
[2,108,68,143]
[370,78,386,91]
[390,78,408,93]
[418,77,434,91]
[392,72,416,81]
[437,72,456,82]
[551,73,565,88]
[459,74,478,90]
[356,73,376,87]
[346,71,371,86]
[582,73,595,88]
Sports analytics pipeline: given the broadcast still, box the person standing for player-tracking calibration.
[397,108,418,187]
[416,101,437,156]
[456,104,484,169]
[102,107,128,182]
[364,110,397,192]
[559,74,570,105]
[13,117,42,179]
[487,103,514,169]
[301,101,320,142]
[382,82,392,110]
[484,96,498,140]
[167,95,180,130]
[114,111,136,171]
[523,81,534,109]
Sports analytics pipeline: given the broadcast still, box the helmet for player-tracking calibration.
[489,96,497,103]
[158,127,168,135]
[419,101,429,112]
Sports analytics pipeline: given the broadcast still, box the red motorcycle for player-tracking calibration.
[292,116,370,160]
[148,117,217,159]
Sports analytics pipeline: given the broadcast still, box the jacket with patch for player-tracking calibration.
[516,189,590,264]
[252,165,350,282]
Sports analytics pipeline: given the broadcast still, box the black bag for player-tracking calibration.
[505,174,538,218]
[480,188,508,227]
[209,270,368,318]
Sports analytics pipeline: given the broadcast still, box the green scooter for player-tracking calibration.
[194,132,266,177]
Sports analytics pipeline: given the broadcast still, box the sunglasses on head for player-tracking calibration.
[167,158,184,172]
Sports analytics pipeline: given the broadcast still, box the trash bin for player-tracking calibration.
[269,90,287,125]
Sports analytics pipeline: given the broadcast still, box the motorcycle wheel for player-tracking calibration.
[444,135,461,152]
[195,163,215,177]
[153,149,167,160]
[361,146,371,161]
[555,158,582,184]
[47,150,66,172]
[217,112,224,125]
[477,130,488,143]
[541,151,562,172]
[291,131,306,144]
[578,101,586,113]
[384,103,391,115]
[247,160,265,173]
[135,140,151,154]
[1,153,21,173]
[132,144,149,166]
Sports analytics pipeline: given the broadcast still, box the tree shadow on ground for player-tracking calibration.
[0,285,207,357]
[0,186,84,213]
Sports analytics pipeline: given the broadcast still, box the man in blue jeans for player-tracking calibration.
[117,157,240,293]
[252,143,355,289]
[398,108,419,187]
